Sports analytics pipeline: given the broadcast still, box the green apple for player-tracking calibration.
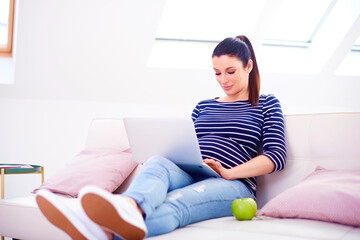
[231,198,257,220]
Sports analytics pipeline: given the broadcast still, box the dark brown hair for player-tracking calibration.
[212,35,260,106]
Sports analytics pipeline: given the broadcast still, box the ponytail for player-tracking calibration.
[236,35,260,106]
[213,35,260,106]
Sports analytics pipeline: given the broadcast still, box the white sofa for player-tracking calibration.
[0,113,359,240]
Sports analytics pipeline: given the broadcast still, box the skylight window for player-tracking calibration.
[263,0,335,47]
[155,0,335,46]
[156,0,267,42]
[149,0,359,73]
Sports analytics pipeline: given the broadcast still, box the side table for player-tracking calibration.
[0,164,44,199]
[0,164,44,240]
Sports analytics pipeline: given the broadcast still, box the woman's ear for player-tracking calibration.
[247,59,253,73]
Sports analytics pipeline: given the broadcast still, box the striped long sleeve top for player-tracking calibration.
[191,94,286,195]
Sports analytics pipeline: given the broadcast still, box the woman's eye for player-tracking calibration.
[228,71,235,74]
[215,72,221,76]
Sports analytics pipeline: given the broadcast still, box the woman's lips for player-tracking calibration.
[223,85,232,91]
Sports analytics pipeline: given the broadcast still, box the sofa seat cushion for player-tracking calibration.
[149,216,360,240]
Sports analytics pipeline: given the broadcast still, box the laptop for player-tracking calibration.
[123,117,220,177]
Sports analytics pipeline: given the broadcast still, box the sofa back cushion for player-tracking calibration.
[85,118,130,151]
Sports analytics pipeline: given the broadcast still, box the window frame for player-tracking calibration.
[0,0,15,57]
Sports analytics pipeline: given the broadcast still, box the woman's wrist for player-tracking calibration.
[223,168,235,180]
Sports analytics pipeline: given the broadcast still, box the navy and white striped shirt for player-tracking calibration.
[191,94,286,195]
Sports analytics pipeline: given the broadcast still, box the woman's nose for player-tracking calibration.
[219,75,228,84]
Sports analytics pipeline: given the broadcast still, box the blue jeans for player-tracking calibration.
[119,156,254,238]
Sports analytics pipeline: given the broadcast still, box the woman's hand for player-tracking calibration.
[203,158,232,180]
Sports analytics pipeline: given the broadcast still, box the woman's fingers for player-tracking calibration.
[204,158,222,174]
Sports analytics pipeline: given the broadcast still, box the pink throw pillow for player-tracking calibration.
[257,166,360,227]
[33,149,138,197]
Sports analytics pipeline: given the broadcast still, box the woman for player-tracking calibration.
[36,35,286,240]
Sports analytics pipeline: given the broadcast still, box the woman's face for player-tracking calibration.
[212,55,252,101]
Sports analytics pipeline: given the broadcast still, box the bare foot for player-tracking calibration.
[122,196,144,216]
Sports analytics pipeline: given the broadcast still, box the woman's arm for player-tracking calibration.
[204,155,275,180]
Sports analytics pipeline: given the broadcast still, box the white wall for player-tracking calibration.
[0,0,359,197]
